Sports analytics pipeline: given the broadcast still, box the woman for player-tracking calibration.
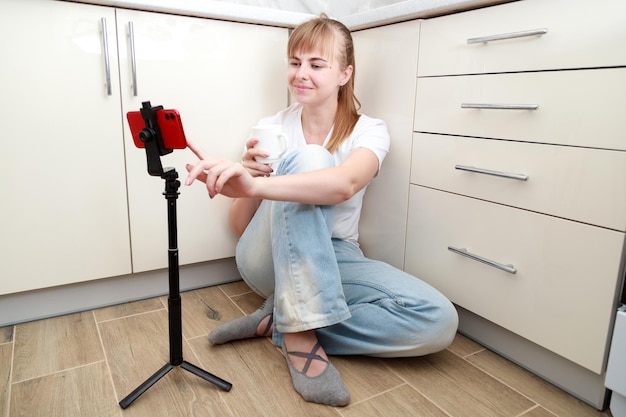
[185,16,458,407]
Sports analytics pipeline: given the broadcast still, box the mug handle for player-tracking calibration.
[277,133,288,158]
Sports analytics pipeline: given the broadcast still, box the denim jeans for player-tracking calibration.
[235,145,458,357]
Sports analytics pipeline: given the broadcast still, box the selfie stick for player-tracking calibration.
[119,101,232,409]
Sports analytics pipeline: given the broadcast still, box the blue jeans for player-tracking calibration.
[235,145,458,357]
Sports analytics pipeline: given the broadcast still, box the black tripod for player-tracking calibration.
[119,102,232,409]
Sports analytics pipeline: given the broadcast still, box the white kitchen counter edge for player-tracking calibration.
[343,0,514,30]
[68,0,514,29]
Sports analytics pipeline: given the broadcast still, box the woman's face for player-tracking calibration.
[287,47,352,108]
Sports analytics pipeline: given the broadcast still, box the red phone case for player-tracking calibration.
[126,109,187,149]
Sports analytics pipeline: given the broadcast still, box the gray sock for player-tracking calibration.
[282,343,351,407]
[208,294,274,344]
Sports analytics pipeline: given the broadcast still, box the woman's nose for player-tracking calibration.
[296,65,309,79]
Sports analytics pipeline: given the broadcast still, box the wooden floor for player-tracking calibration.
[0,280,614,417]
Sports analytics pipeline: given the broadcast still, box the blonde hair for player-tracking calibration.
[288,16,361,154]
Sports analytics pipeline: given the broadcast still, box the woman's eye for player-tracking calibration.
[289,61,300,67]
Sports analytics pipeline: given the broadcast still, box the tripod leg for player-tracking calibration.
[181,361,232,392]
[119,363,174,409]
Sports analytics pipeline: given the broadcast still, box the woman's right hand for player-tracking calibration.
[185,139,258,200]
[242,138,274,178]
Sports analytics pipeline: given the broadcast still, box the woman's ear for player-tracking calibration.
[339,65,353,86]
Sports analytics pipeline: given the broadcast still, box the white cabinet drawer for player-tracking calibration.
[418,0,626,76]
[405,186,625,373]
[411,133,626,231]
[413,68,626,150]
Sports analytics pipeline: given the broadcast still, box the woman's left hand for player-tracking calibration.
[241,138,274,178]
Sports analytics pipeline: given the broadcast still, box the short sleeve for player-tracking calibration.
[345,115,390,172]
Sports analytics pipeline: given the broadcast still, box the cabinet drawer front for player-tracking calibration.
[405,186,624,373]
[414,69,626,150]
[411,133,626,231]
[418,0,626,76]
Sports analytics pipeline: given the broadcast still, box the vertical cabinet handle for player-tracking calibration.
[455,165,528,181]
[467,28,548,44]
[128,22,138,96]
[100,18,112,96]
[448,246,517,274]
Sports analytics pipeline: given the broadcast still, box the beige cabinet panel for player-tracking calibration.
[411,133,626,231]
[0,0,132,295]
[410,0,626,405]
[418,0,626,76]
[353,20,420,268]
[414,68,626,150]
[116,9,288,272]
[405,186,625,373]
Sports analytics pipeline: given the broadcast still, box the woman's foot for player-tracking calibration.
[282,331,350,407]
[208,294,274,344]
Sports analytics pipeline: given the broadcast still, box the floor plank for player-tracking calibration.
[9,362,121,417]
[93,298,165,323]
[466,349,609,417]
[176,286,249,339]
[0,326,13,344]
[12,312,103,382]
[0,343,12,417]
[520,406,561,417]
[331,355,404,403]
[341,384,449,417]
[384,350,536,417]
[447,333,485,357]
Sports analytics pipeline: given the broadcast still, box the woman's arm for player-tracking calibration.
[252,147,379,205]
[187,146,380,204]
[186,140,380,234]
[227,147,378,236]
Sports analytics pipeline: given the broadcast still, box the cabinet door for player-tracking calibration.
[411,133,626,231]
[115,10,288,272]
[352,20,419,269]
[405,186,625,373]
[418,0,626,76]
[0,0,132,295]
[414,69,626,151]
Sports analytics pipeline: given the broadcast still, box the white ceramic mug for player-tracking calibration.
[250,124,288,163]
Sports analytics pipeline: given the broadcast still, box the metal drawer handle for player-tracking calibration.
[455,165,528,181]
[448,246,517,274]
[467,28,548,44]
[461,103,539,110]
[129,21,138,96]
[100,18,112,96]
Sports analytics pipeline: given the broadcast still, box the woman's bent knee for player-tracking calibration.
[427,299,459,353]
[277,145,335,175]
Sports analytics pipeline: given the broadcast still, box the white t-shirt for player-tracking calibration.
[256,103,390,244]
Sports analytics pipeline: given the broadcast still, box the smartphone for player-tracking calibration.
[127,109,187,149]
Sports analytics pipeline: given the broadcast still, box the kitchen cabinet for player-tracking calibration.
[0,0,288,294]
[0,0,131,295]
[115,8,287,272]
[352,20,420,268]
[406,186,624,372]
[417,0,625,76]
[405,0,626,407]
[413,69,626,151]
